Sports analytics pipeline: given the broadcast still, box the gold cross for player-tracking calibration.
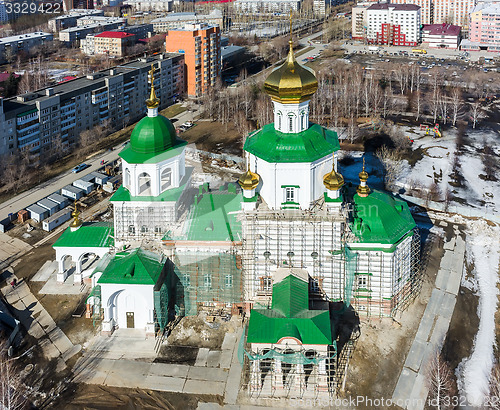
[289,9,293,40]
[149,64,155,81]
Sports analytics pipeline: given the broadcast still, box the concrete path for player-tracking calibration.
[392,226,465,409]
[1,278,80,369]
[0,233,32,271]
[72,327,244,400]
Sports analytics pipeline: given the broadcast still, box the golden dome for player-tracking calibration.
[146,64,160,109]
[238,164,260,190]
[264,41,318,104]
[323,153,344,191]
[357,159,371,196]
[70,202,82,228]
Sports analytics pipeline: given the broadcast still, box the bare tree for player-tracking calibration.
[489,362,500,410]
[469,100,484,129]
[426,351,456,410]
[375,145,402,190]
[0,342,28,410]
[450,87,462,127]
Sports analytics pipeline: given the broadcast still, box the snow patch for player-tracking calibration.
[457,220,500,406]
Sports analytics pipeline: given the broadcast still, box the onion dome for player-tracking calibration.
[357,158,371,196]
[323,152,344,191]
[264,40,318,104]
[238,163,260,190]
[70,202,82,229]
[129,64,177,155]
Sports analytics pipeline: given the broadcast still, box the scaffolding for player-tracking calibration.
[171,248,243,316]
[240,202,421,319]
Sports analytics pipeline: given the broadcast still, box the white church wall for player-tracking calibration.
[101,283,155,330]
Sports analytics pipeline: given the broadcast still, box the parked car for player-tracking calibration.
[72,163,89,173]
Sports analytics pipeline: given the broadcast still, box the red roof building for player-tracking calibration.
[93,31,137,56]
[422,24,461,49]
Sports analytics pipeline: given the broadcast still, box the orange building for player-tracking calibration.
[164,23,221,97]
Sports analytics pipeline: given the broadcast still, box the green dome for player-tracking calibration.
[130,115,177,155]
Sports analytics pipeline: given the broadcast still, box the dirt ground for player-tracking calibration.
[50,384,223,410]
[343,225,446,405]
[167,313,241,350]
[181,121,243,156]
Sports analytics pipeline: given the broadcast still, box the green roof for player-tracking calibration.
[244,122,339,163]
[53,222,114,248]
[120,138,187,164]
[177,188,242,242]
[124,114,178,161]
[351,190,416,244]
[247,269,333,345]
[110,167,192,202]
[97,248,166,286]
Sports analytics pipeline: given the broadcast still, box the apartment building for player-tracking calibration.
[123,0,173,12]
[467,2,500,51]
[422,23,461,48]
[0,54,185,158]
[92,32,136,56]
[0,32,53,64]
[232,0,301,13]
[152,10,224,32]
[76,16,127,26]
[352,3,370,39]
[48,9,104,32]
[366,3,421,46]
[433,0,475,28]
[390,0,432,24]
[164,23,220,97]
[59,20,126,45]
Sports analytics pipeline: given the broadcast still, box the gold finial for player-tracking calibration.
[146,63,160,109]
[323,151,344,191]
[357,157,370,196]
[69,201,82,229]
[289,9,293,42]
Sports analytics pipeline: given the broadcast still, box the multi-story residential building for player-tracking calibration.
[422,23,461,48]
[233,0,300,13]
[151,10,224,32]
[81,24,154,55]
[366,3,421,46]
[164,23,220,97]
[433,0,474,28]
[0,32,53,64]
[0,54,185,158]
[76,16,127,26]
[0,1,8,23]
[48,9,104,32]
[93,32,136,56]
[390,0,432,24]
[352,2,370,40]
[59,21,126,45]
[123,0,172,12]
[467,2,500,51]
[118,23,154,39]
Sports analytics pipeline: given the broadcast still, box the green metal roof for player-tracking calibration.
[272,274,309,317]
[244,122,339,163]
[178,188,242,242]
[53,222,114,248]
[97,248,166,285]
[247,271,333,345]
[351,190,416,244]
[120,138,187,164]
[110,167,192,202]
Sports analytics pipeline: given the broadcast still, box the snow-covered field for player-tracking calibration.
[338,126,500,215]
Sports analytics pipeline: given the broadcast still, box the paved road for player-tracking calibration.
[0,147,121,222]
[392,223,465,410]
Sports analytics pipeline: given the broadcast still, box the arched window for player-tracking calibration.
[124,168,131,188]
[277,112,282,130]
[289,116,293,132]
[137,172,151,195]
[300,113,305,130]
[161,167,172,191]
